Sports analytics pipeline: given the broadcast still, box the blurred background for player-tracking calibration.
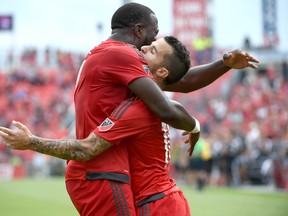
[0,0,287,193]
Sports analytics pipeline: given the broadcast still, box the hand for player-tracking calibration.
[182,131,200,156]
[0,121,32,150]
[223,49,259,70]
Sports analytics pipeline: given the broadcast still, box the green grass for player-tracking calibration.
[182,185,288,216]
[0,178,287,216]
[0,178,78,216]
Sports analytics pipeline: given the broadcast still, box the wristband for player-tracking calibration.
[190,119,200,134]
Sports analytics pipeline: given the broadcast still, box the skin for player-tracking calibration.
[141,38,173,89]
[0,38,199,159]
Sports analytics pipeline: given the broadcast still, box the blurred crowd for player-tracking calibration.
[0,48,83,177]
[171,60,288,190]
[0,47,287,190]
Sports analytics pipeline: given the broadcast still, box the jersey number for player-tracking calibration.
[162,123,171,168]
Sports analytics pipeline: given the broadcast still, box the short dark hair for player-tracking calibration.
[162,36,191,85]
[111,3,155,29]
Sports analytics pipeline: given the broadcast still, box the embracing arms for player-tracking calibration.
[0,115,198,162]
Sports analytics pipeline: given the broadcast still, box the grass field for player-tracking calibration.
[0,178,287,216]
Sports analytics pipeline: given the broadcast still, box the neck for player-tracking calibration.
[109,29,134,45]
[155,79,165,90]
[158,83,165,90]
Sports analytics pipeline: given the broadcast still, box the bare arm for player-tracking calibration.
[0,121,113,161]
[129,77,196,132]
[164,49,260,93]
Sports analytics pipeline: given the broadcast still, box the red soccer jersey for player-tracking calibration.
[66,39,152,182]
[94,98,178,204]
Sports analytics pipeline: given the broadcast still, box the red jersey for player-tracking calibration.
[66,39,152,182]
[94,98,178,205]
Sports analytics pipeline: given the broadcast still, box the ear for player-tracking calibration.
[155,67,169,79]
[133,24,143,38]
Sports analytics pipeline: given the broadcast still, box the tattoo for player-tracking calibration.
[29,133,113,161]
[90,135,113,157]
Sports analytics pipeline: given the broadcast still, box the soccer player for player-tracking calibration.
[1,35,197,216]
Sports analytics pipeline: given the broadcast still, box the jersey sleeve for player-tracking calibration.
[93,100,155,145]
[103,46,152,85]
[93,116,142,146]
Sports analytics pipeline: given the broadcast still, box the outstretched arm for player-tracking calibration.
[164,49,260,93]
[0,121,113,161]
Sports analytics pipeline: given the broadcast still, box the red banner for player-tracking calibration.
[173,0,208,49]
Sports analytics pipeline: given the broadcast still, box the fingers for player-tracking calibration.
[182,131,190,143]
[182,130,199,156]
[187,142,196,156]
[188,145,195,156]
[184,138,189,144]
[248,63,258,69]
[244,52,259,69]
[0,121,23,143]
[245,53,260,63]
[182,131,189,136]
[0,131,13,148]
[187,142,195,156]
[0,131,8,139]
[188,147,192,157]
[182,131,190,144]
[12,120,27,131]
[0,128,15,141]
[0,127,14,136]
[245,53,259,68]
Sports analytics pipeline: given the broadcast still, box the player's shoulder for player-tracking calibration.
[101,40,142,58]
[89,40,145,63]
[110,43,142,57]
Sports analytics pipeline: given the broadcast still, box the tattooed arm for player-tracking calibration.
[0,121,113,161]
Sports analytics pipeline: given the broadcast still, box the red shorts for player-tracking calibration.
[136,191,190,216]
[66,179,136,216]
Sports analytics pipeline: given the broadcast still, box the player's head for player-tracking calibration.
[141,36,190,87]
[111,3,159,49]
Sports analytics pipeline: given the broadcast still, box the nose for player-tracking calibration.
[141,46,147,54]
